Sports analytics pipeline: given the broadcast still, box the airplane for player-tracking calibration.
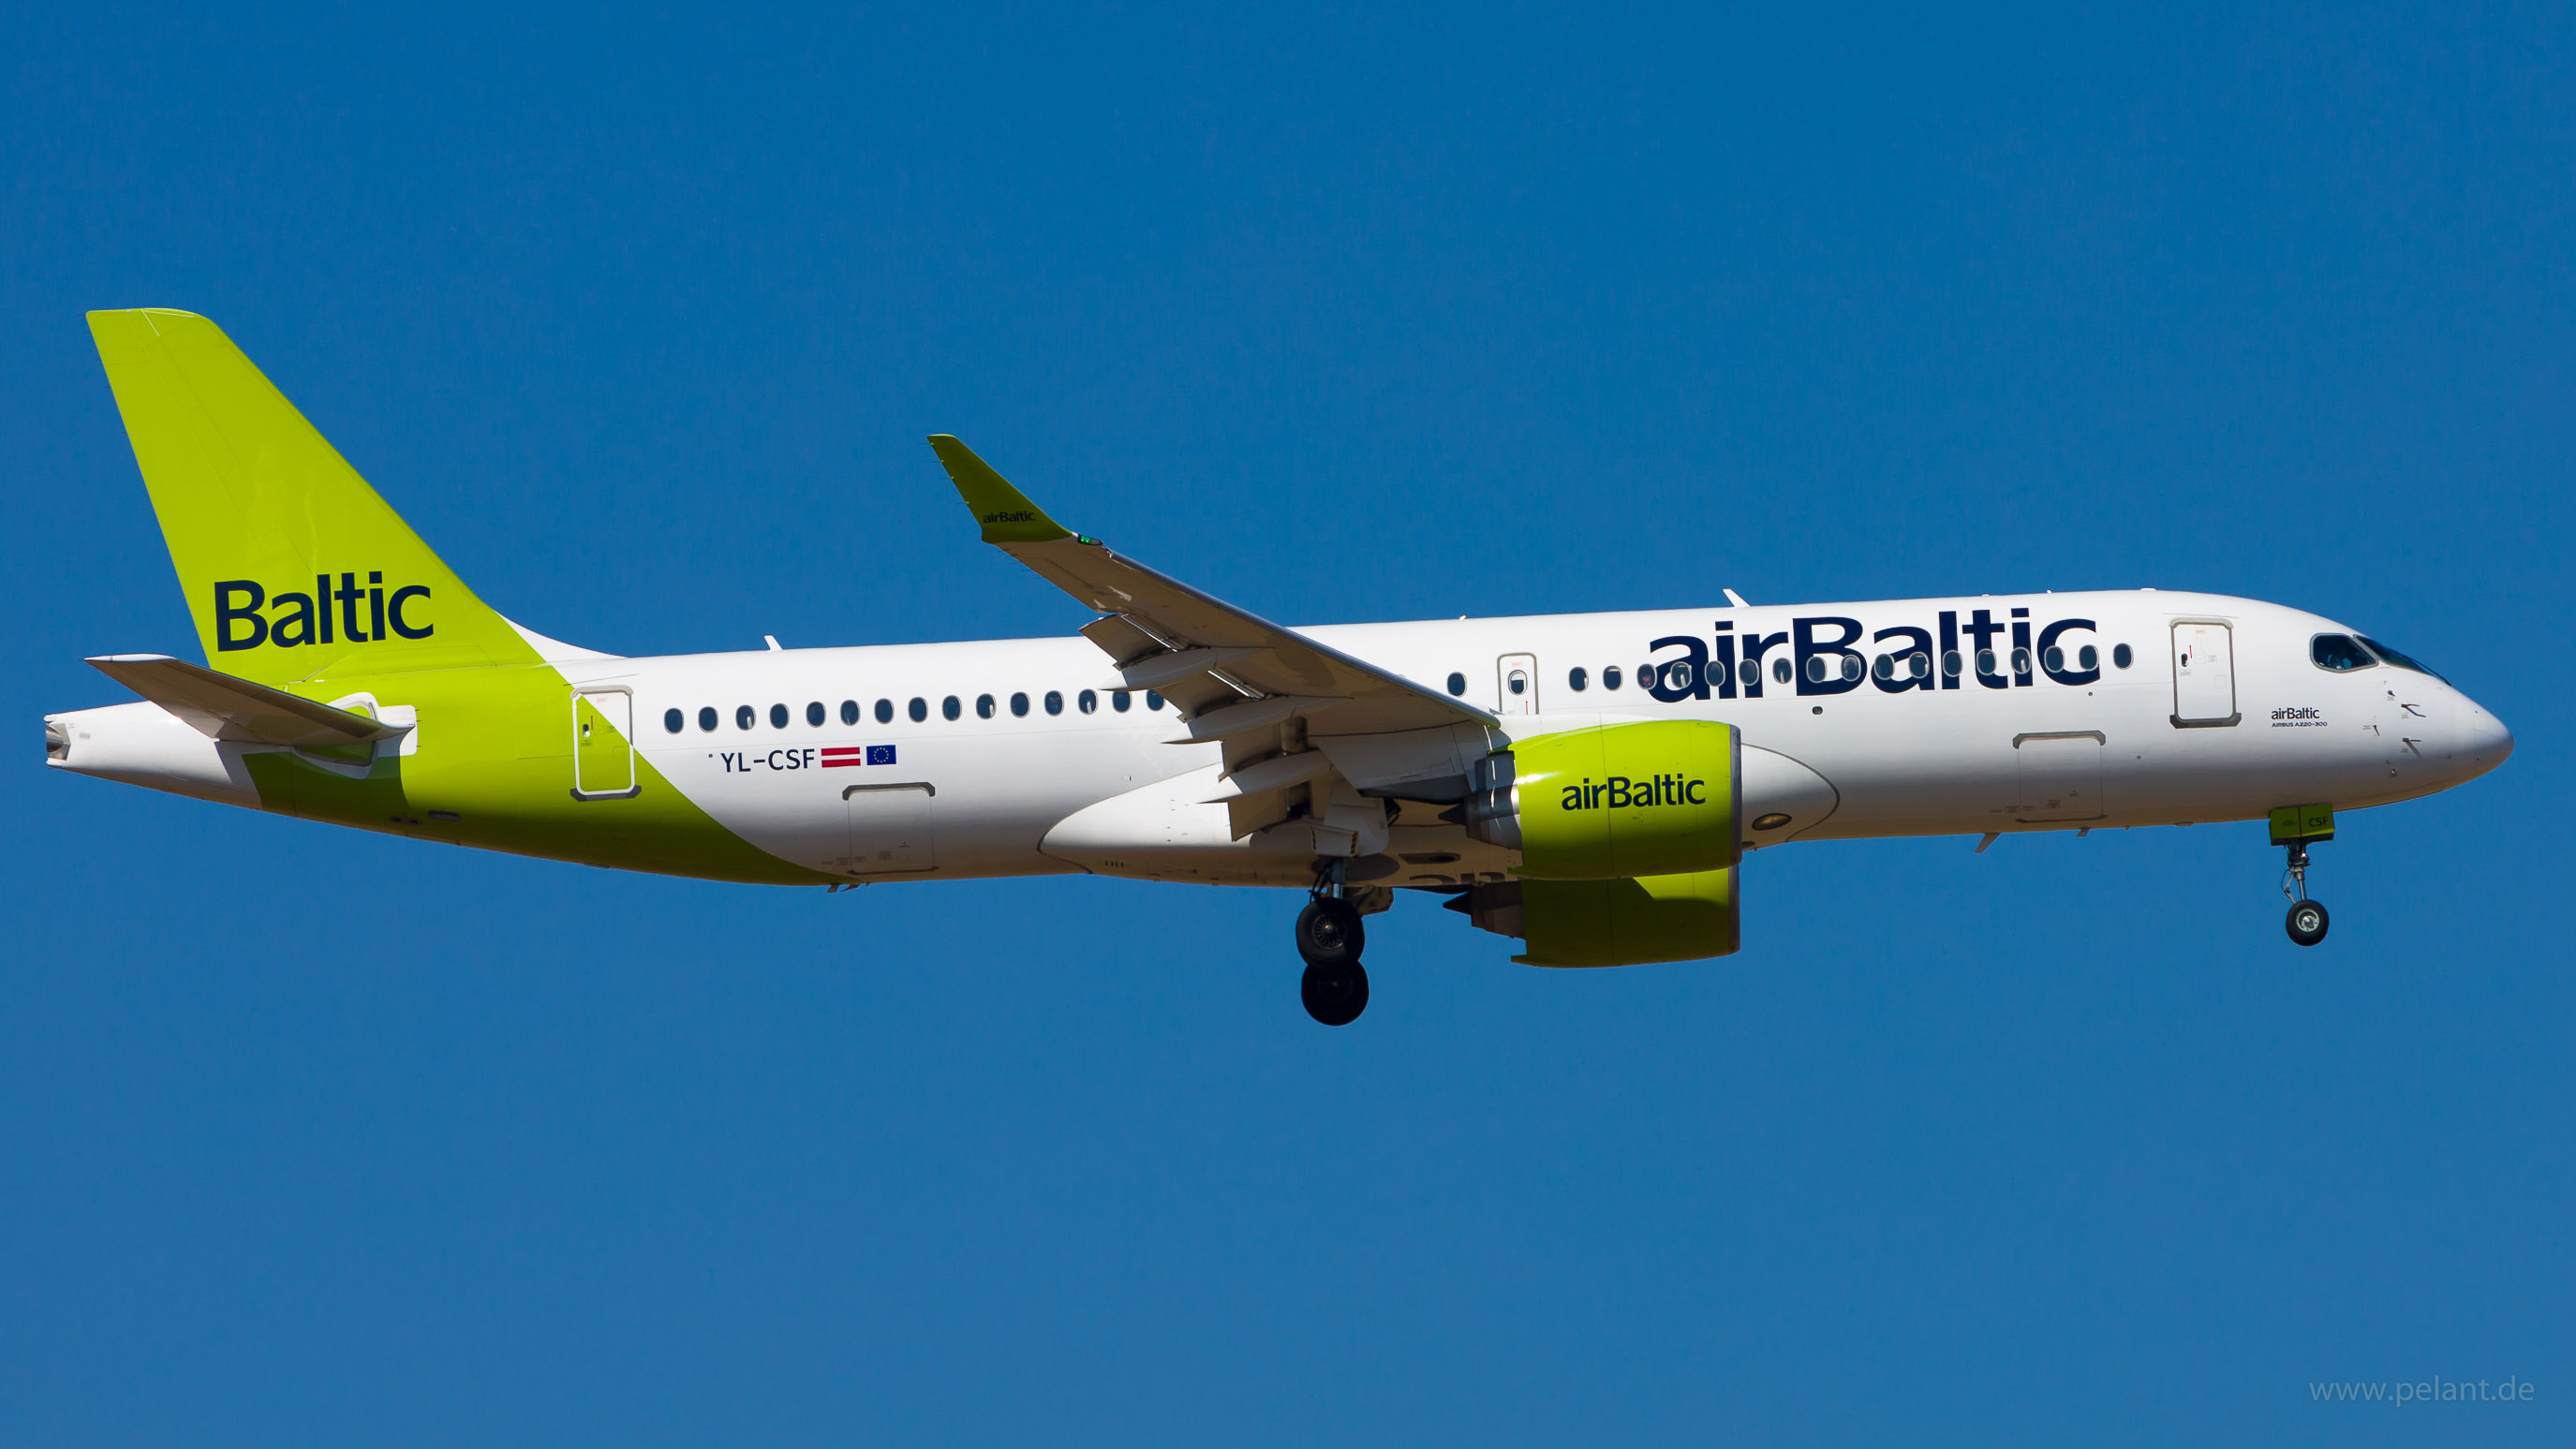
[46,310,2515,1025]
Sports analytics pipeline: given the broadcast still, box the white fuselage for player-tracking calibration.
[508,588,2504,889]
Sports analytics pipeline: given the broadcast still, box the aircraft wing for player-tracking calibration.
[88,654,403,748]
[929,436,1498,835]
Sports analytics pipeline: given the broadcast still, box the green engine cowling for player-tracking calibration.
[1462,719,1741,879]
[1456,719,1743,968]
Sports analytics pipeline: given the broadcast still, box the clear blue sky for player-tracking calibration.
[4,6,2568,1445]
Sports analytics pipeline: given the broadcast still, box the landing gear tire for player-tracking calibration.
[1295,897,1365,968]
[1301,960,1369,1026]
[2286,898,2331,948]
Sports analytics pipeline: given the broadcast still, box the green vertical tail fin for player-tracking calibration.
[86,308,540,685]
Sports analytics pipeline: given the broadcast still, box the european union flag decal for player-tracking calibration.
[866,745,897,766]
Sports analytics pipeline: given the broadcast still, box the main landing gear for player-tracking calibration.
[2273,804,2334,948]
[1296,873,1369,1026]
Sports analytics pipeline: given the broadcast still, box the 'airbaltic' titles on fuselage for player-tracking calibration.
[1559,775,1710,811]
[212,574,433,650]
[1641,608,2105,700]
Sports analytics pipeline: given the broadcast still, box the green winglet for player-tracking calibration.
[927,436,1076,544]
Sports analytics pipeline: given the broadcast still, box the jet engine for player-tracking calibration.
[1460,719,1740,879]
[1454,720,1742,967]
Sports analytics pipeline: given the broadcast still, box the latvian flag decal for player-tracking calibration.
[822,745,897,768]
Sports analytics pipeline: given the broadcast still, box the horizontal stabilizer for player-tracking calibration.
[87,655,401,747]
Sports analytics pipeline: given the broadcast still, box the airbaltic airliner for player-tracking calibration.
[48,310,2514,1024]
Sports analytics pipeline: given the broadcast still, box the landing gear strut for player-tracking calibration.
[2273,804,2334,948]
[1297,870,1369,1026]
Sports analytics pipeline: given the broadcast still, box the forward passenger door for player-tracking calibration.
[2169,622,2239,728]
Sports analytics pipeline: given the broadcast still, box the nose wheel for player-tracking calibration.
[2273,804,2335,948]
[2286,896,2330,947]
[1295,889,1369,1026]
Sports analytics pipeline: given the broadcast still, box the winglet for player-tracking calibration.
[927,436,1076,544]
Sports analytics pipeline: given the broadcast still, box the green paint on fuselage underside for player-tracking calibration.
[242,661,827,885]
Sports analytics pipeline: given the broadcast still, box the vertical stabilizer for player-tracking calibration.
[86,309,540,685]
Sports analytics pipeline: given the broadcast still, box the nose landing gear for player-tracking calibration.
[1296,872,1369,1026]
[2273,804,2335,947]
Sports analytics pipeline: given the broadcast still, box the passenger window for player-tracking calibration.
[2078,645,2097,672]
[1446,672,1467,697]
[1976,648,1997,676]
[1738,659,1757,687]
[806,701,825,727]
[663,707,684,733]
[1147,691,1165,711]
[840,700,860,726]
[2112,643,2133,670]
[1112,690,1132,713]
[1910,652,1932,679]
[875,698,895,724]
[699,706,718,732]
[908,697,927,722]
[1604,666,1622,690]
[1804,656,1826,683]
[1666,661,1695,688]
[736,705,755,730]
[1044,690,1064,716]
[1942,650,1962,678]
[2010,647,2032,676]
[1873,653,1893,681]
[1078,688,1099,714]
[942,695,961,720]
[1568,666,1589,692]
[769,703,789,729]
[1507,672,1527,696]
[1011,691,1030,717]
[2042,646,2064,673]
[1772,658,1792,685]
[976,693,996,718]
[2310,633,2376,673]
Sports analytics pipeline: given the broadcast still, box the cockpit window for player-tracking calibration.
[2358,635,2446,682]
[2309,634,2375,673]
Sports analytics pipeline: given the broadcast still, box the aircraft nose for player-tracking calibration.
[2454,695,2513,778]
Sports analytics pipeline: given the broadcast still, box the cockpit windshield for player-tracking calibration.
[2309,634,2375,672]
[2358,635,2447,682]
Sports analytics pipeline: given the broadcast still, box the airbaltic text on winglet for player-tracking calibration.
[210,574,433,650]
[982,510,1040,525]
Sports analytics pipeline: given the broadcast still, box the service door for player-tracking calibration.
[843,781,937,874]
[2014,732,2105,821]
[2169,622,2239,727]
[1497,653,1540,715]
[571,688,637,799]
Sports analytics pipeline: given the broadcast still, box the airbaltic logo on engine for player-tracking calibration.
[1560,775,1710,811]
[211,573,434,651]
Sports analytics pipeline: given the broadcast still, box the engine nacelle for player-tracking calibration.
[1460,719,1741,880]
[1462,868,1740,968]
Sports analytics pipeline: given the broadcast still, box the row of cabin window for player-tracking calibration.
[662,689,1167,734]
[1442,643,2133,697]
